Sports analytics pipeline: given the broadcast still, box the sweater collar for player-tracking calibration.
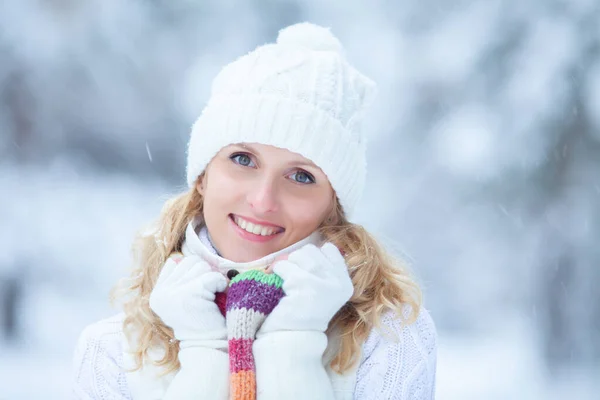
[182,216,322,274]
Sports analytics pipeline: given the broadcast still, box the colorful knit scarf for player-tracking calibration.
[214,270,285,400]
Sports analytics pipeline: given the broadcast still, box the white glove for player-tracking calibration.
[149,254,229,400]
[149,254,228,346]
[258,243,354,335]
[253,243,354,400]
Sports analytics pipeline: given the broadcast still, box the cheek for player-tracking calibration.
[204,169,245,208]
[284,195,331,229]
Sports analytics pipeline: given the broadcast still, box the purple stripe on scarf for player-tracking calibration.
[226,279,284,314]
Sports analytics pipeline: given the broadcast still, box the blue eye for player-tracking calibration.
[230,153,255,167]
[290,170,315,184]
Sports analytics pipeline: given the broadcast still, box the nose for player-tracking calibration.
[246,176,279,214]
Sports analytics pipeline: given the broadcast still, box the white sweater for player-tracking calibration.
[72,220,437,399]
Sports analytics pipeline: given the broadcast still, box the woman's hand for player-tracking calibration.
[258,243,354,335]
[253,243,352,400]
[150,254,231,399]
[149,254,228,344]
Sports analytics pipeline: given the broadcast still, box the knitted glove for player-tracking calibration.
[149,254,230,399]
[253,243,354,400]
[225,270,285,400]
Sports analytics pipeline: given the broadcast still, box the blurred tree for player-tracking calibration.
[371,0,600,372]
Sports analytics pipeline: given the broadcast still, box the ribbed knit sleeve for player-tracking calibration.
[71,307,437,400]
[354,308,437,400]
[72,314,133,400]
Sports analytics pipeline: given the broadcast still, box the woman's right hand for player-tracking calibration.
[149,254,228,345]
[150,255,230,400]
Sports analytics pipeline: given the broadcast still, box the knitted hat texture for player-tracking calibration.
[186,22,377,216]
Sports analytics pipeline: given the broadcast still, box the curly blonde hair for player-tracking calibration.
[112,177,422,375]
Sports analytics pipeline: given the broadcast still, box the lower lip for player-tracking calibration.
[229,215,283,243]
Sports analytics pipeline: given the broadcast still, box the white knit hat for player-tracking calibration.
[186,22,377,216]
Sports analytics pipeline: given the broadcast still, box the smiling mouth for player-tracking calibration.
[229,214,285,236]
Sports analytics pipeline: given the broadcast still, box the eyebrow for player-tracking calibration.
[235,143,318,168]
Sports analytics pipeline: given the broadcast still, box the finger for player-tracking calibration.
[156,258,178,286]
[320,243,353,298]
[272,259,303,282]
[165,255,202,285]
[320,243,344,263]
[266,253,289,274]
[272,260,314,293]
[176,270,227,302]
[288,244,322,275]
[201,271,229,294]
[266,253,288,274]
[177,260,213,284]
[320,243,348,276]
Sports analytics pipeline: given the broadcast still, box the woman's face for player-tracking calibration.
[197,143,334,262]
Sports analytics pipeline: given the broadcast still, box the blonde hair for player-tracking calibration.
[112,179,422,375]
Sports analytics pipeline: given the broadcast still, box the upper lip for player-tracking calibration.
[231,214,284,230]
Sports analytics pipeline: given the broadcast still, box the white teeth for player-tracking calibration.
[233,216,279,236]
[258,226,272,236]
[246,221,257,233]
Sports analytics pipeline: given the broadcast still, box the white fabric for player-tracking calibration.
[260,243,354,334]
[148,255,229,399]
[72,220,438,398]
[73,308,437,400]
[120,331,173,400]
[72,314,132,400]
[186,22,377,217]
[149,255,228,345]
[254,331,337,399]
[162,347,229,400]
[252,244,354,399]
[354,310,438,399]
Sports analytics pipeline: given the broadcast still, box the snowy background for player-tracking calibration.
[1,1,599,399]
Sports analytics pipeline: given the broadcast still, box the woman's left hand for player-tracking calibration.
[258,243,354,336]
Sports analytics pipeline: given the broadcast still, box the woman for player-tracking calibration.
[72,22,437,399]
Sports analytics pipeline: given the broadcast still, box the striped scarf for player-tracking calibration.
[214,270,285,400]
